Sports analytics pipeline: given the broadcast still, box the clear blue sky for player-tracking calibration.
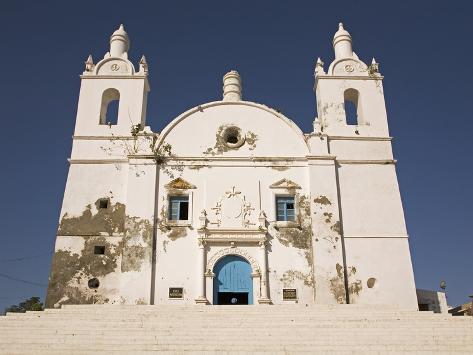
[0,0,472,311]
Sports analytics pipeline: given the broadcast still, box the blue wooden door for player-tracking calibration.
[213,255,253,304]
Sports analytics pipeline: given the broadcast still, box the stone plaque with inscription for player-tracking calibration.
[283,288,297,300]
[169,287,183,299]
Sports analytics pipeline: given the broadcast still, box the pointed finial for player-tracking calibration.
[222,70,242,101]
[84,54,94,72]
[369,57,379,75]
[110,24,130,58]
[139,55,148,74]
[315,57,325,76]
[333,22,353,59]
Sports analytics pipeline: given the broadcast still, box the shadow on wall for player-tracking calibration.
[416,289,448,313]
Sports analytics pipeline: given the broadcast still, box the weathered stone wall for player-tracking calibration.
[46,162,155,308]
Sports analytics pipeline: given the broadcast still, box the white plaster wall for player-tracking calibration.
[344,238,418,309]
[328,139,394,161]
[154,225,200,304]
[308,159,346,304]
[60,163,128,218]
[70,135,153,160]
[159,102,309,158]
[74,78,148,137]
[315,78,389,137]
[153,164,315,305]
[119,161,157,304]
[337,164,407,237]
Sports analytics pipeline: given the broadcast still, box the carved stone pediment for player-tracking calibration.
[165,177,196,190]
[208,186,256,228]
[269,178,301,189]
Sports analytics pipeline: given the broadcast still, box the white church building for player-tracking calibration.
[46,23,418,309]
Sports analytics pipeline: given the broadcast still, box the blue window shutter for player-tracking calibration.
[276,196,295,221]
[169,196,190,221]
[169,199,180,220]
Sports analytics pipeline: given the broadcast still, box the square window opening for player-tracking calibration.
[94,245,105,255]
[98,198,109,209]
[276,196,295,222]
[169,196,189,221]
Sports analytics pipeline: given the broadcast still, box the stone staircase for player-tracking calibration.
[1,304,472,354]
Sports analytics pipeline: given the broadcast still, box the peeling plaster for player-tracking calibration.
[275,195,314,287]
[203,126,258,155]
[280,270,314,287]
[347,266,362,297]
[314,195,331,205]
[323,212,333,223]
[245,131,258,150]
[328,263,363,304]
[167,227,187,241]
[46,201,153,308]
[58,199,125,236]
[270,166,290,171]
[330,221,341,235]
[329,263,346,304]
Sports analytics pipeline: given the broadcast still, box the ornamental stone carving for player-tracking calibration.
[165,177,196,190]
[206,247,260,275]
[208,186,256,228]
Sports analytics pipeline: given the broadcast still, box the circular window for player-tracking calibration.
[88,278,100,289]
[221,126,245,149]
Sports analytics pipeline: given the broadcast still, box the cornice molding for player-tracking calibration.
[328,135,392,141]
[68,159,128,164]
[73,134,155,140]
[79,75,148,80]
[306,155,336,160]
[343,235,408,239]
[67,157,396,165]
[337,159,397,165]
[315,75,384,81]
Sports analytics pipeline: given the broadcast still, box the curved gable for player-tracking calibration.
[156,101,309,157]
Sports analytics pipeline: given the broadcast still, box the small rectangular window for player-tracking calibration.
[169,196,189,221]
[98,198,109,209]
[94,245,105,255]
[276,196,295,221]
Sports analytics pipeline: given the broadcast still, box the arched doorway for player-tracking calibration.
[213,255,253,305]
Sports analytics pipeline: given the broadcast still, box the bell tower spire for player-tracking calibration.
[314,22,388,137]
[333,23,353,59]
[109,24,130,58]
[73,24,150,136]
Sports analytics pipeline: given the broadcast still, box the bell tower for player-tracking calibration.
[312,24,418,308]
[314,23,388,137]
[73,25,150,137]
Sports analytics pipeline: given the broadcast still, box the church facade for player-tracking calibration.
[45,24,418,309]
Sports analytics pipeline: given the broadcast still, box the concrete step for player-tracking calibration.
[1,322,471,330]
[0,305,472,354]
[1,312,462,319]
[1,335,472,345]
[1,343,472,352]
